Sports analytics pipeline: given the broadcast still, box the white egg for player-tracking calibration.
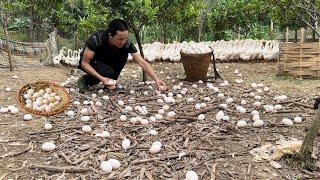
[187,97,194,103]
[219,104,228,109]
[186,170,199,180]
[251,83,257,88]
[140,119,150,125]
[95,131,110,138]
[167,111,176,118]
[98,89,104,94]
[73,101,80,105]
[217,93,225,99]
[118,100,125,106]
[236,120,247,128]
[120,115,127,121]
[82,125,92,132]
[102,95,110,100]
[240,100,247,105]
[44,123,53,130]
[149,144,161,154]
[80,116,90,122]
[157,99,164,103]
[27,88,35,95]
[176,94,183,99]
[282,118,293,126]
[200,103,206,108]
[198,114,205,120]
[293,116,302,123]
[122,139,131,150]
[129,117,138,124]
[107,158,121,169]
[155,114,163,120]
[253,101,262,108]
[226,98,233,104]
[252,115,260,121]
[253,119,264,127]
[195,104,201,110]
[124,106,133,111]
[274,104,282,110]
[10,107,19,114]
[67,110,75,116]
[149,129,158,135]
[158,109,165,114]
[23,114,32,121]
[239,107,246,114]
[100,161,113,173]
[162,105,170,111]
[251,110,259,116]
[0,107,9,113]
[80,108,88,115]
[41,142,56,151]
[5,87,11,92]
[95,101,102,107]
[254,95,262,100]
[223,116,230,121]
[149,116,156,123]
[152,141,162,147]
[216,111,224,120]
[130,90,135,94]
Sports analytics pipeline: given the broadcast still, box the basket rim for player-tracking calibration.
[17,80,71,116]
[180,50,213,57]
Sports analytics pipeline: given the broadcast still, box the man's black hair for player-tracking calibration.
[107,19,129,36]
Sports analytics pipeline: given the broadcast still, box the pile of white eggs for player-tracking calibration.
[23,87,63,112]
[181,43,212,54]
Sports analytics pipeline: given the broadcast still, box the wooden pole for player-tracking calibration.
[2,15,13,71]
[286,26,289,42]
[270,20,274,40]
[300,27,305,43]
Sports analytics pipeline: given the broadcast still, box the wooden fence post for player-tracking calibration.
[286,26,289,42]
[300,27,305,43]
[2,15,13,71]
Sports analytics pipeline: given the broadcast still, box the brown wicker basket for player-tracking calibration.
[17,80,71,116]
[180,50,212,81]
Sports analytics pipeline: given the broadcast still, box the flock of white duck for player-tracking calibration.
[53,39,280,66]
[52,47,81,66]
[129,39,280,62]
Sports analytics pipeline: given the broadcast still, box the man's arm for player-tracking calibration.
[81,47,113,86]
[131,52,168,90]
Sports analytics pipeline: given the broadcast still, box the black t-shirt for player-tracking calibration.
[79,30,137,72]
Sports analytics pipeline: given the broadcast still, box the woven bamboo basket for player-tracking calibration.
[17,80,71,116]
[180,51,212,81]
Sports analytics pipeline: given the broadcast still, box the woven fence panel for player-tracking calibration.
[278,42,320,78]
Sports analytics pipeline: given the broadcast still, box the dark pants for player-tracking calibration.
[81,61,117,86]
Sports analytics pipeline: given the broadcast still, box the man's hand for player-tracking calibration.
[155,79,168,92]
[100,77,116,90]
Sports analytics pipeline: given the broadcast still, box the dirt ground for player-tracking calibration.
[0,61,320,179]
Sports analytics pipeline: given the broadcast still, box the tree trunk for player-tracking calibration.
[133,28,147,82]
[237,27,241,40]
[270,19,274,40]
[160,21,166,43]
[43,28,58,64]
[298,99,320,162]
[295,29,298,42]
[2,15,13,71]
[197,9,205,42]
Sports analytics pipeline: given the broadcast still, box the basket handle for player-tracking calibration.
[209,46,224,80]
